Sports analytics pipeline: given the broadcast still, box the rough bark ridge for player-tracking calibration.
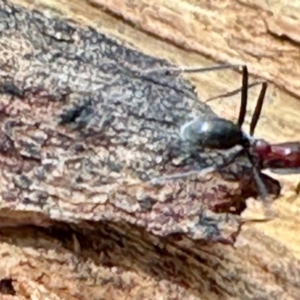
[0,1,291,300]
[0,0,262,240]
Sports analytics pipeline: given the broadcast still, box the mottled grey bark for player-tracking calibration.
[0,1,280,244]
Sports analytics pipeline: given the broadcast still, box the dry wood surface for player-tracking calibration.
[1,0,300,299]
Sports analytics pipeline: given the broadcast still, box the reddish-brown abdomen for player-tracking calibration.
[262,142,300,168]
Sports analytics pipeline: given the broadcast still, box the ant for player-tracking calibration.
[179,65,270,200]
[194,66,300,176]
[186,65,300,196]
[202,68,300,175]
[153,63,300,205]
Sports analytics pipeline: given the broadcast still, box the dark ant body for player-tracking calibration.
[190,66,300,175]
[181,64,300,171]
[165,63,300,176]
[186,65,300,189]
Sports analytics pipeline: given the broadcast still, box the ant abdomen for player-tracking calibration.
[180,117,247,150]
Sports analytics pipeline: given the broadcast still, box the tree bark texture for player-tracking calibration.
[1,0,300,299]
[89,0,300,99]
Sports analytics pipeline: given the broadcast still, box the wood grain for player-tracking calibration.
[1,0,300,299]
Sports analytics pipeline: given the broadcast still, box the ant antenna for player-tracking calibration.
[178,64,242,74]
[249,82,268,136]
[143,64,243,76]
[205,81,262,102]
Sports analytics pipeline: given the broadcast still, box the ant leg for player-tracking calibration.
[208,146,271,204]
[243,147,277,217]
[178,64,242,74]
[205,81,262,102]
[249,82,268,136]
[142,64,243,76]
[237,66,249,129]
[150,148,246,186]
[150,166,216,185]
[239,216,273,225]
[243,148,268,199]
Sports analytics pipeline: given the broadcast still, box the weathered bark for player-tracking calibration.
[1,0,300,300]
[89,0,300,99]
